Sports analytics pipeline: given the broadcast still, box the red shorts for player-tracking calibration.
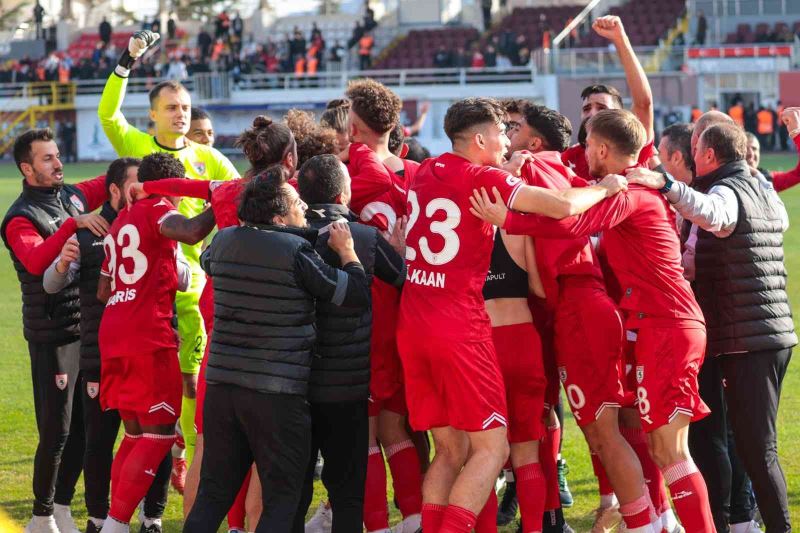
[368,387,408,417]
[634,325,710,432]
[101,349,182,425]
[370,280,404,401]
[492,323,546,443]
[554,281,625,427]
[398,332,508,433]
[529,296,559,414]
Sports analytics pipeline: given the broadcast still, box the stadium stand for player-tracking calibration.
[487,5,585,50]
[577,0,687,46]
[724,21,800,43]
[375,27,480,70]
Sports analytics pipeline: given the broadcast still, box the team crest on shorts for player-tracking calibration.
[193,161,206,175]
[87,382,99,399]
[69,194,84,212]
[558,367,567,383]
[636,365,644,384]
[55,374,68,390]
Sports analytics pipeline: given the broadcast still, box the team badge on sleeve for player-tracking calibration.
[69,194,85,212]
[193,161,207,176]
[636,365,645,384]
[55,374,68,390]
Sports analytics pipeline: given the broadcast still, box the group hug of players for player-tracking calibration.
[6,13,800,533]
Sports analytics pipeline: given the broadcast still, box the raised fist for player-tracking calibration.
[129,30,160,59]
[593,16,626,42]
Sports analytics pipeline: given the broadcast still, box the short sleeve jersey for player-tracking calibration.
[400,152,523,342]
[347,143,408,233]
[561,140,656,181]
[99,197,180,358]
[520,152,603,307]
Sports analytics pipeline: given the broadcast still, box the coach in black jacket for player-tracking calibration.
[291,154,406,533]
[185,165,370,533]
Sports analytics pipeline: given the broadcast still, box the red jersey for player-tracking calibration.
[347,142,408,233]
[504,185,703,329]
[400,152,523,342]
[561,140,656,181]
[99,197,181,357]
[520,152,604,307]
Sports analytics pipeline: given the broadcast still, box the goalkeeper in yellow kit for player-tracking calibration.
[97,30,239,473]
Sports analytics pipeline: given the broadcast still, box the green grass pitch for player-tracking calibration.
[0,154,798,532]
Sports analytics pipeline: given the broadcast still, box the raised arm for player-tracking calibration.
[159,208,217,245]
[772,108,800,192]
[509,174,628,219]
[128,179,213,204]
[593,16,654,139]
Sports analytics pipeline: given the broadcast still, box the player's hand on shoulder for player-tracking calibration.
[625,167,663,190]
[327,221,355,254]
[129,30,160,59]
[469,186,508,227]
[74,213,110,237]
[382,215,408,256]
[593,15,626,42]
[502,150,533,177]
[599,173,629,197]
[125,182,147,204]
[56,237,80,273]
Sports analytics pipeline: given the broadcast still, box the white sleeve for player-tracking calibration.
[176,246,192,292]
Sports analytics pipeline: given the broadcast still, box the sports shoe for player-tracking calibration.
[139,520,163,533]
[495,471,507,495]
[496,481,518,526]
[23,516,59,533]
[591,505,622,533]
[53,504,81,533]
[171,455,187,494]
[394,514,421,533]
[86,520,103,533]
[663,525,686,533]
[305,501,332,533]
[563,522,576,533]
[557,459,573,507]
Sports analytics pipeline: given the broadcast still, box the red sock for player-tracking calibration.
[109,433,175,523]
[620,425,666,513]
[227,468,252,530]
[540,424,560,511]
[364,446,389,531]
[663,460,716,533]
[516,462,546,533]
[422,503,446,533]
[440,504,477,533]
[475,490,497,533]
[386,440,423,517]
[110,433,139,503]
[590,451,614,496]
[619,494,654,530]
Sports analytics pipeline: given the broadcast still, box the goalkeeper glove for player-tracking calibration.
[117,30,160,73]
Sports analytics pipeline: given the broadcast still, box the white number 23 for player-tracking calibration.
[405,191,461,266]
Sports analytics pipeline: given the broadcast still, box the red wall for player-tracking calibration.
[779,72,800,106]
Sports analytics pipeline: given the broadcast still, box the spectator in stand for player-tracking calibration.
[777,101,789,150]
[290,29,307,65]
[168,14,177,41]
[349,21,365,49]
[215,12,230,39]
[33,1,45,39]
[232,12,244,41]
[433,45,452,69]
[311,22,322,41]
[58,121,77,163]
[695,10,707,45]
[329,41,345,67]
[483,44,497,67]
[496,52,512,70]
[99,17,112,46]
[364,4,377,31]
[481,0,493,30]
[198,27,212,60]
[471,47,485,68]
[151,17,161,37]
[453,46,470,68]
[166,56,189,81]
[358,30,374,70]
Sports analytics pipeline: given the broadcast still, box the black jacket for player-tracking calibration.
[1,181,87,345]
[306,204,406,403]
[201,223,370,396]
[693,160,797,356]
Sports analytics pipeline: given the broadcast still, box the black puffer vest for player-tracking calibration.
[77,202,117,378]
[201,224,319,396]
[306,204,377,403]
[1,181,87,344]
[693,160,797,356]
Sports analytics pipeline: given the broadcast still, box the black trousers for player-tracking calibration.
[184,384,311,533]
[688,356,755,532]
[81,375,171,519]
[719,348,792,533]
[29,340,84,516]
[292,400,369,533]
